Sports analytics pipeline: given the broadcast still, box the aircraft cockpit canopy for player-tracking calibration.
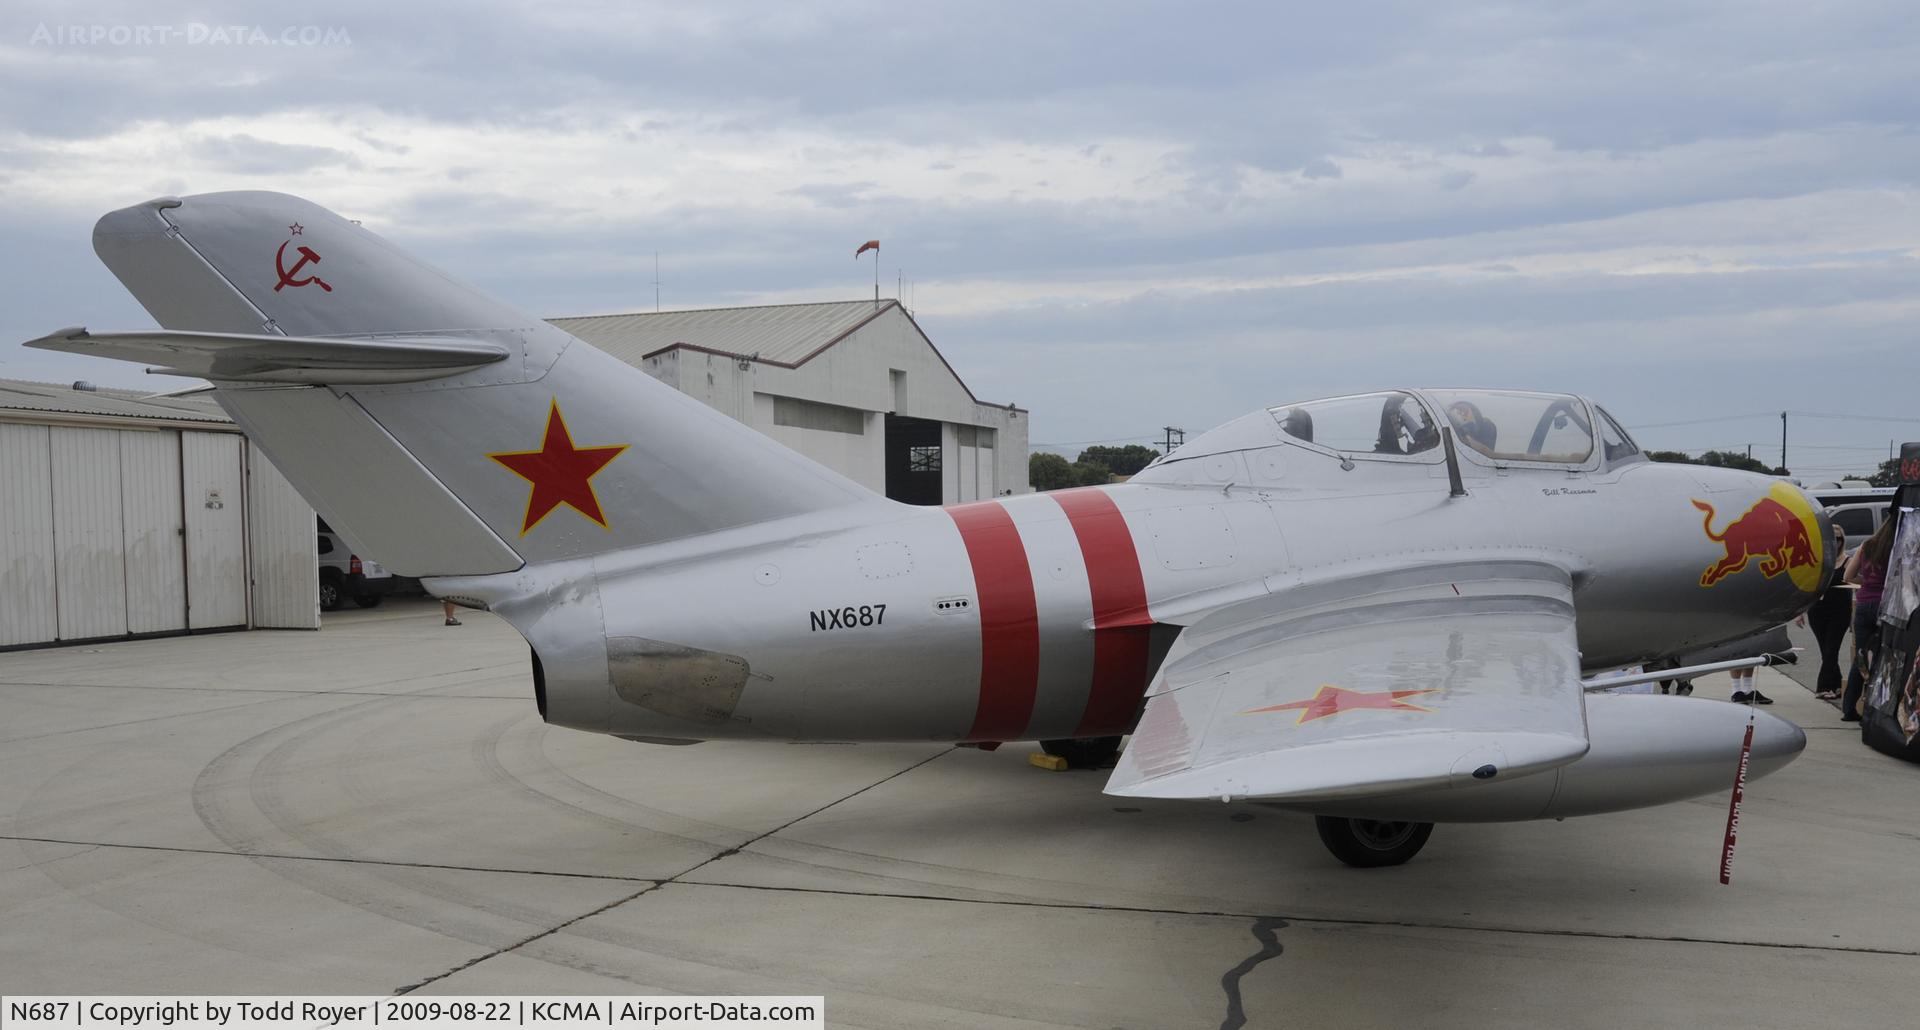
[1270,391,1441,457]
[1269,389,1646,467]
[1426,389,1593,463]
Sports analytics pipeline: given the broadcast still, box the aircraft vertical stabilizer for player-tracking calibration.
[33,192,886,576]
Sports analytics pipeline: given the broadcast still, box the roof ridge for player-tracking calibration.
[553,298,896,320]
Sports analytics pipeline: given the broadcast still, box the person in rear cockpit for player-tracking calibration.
[1446,400,1499,456]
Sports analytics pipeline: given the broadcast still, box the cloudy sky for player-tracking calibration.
[4,0,1917,478]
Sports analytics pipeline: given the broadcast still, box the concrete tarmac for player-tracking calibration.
[3,599,1914,1028]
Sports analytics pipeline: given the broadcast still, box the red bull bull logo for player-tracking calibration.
[1692,482,1823,591]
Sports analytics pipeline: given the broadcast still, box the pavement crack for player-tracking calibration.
[389,747,954,994]
[686,880,1920,959]
[1218,916,1286,1030]
[391,882,662,995]
[0,834,652,884]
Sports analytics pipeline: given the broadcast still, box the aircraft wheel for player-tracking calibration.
[1039,736,1122,768]
[1314,816,1434,868]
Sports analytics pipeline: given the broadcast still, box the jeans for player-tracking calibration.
[1841,599,1881,718]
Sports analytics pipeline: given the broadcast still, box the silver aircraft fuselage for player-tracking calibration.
[438,391,1829,747]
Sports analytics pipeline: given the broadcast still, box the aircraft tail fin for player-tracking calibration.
[36,192,886,576]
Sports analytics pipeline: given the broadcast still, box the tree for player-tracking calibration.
[1697,450,1774,474]
[1647,449,1779,474]
[1073,459,1113,487]
[1028,452,1076,491]
[1868,457,1903,488]
[1076,444,1160,477]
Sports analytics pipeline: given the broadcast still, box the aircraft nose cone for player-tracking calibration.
[1746,709,1808,780]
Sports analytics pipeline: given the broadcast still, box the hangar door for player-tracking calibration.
[0,424,264,649]
[183,431,249,630]
[0,423,58,647]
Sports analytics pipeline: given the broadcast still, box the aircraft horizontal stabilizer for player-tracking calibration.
[24,326,510,384]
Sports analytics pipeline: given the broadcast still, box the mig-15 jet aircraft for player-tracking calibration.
[29,192,1821,867]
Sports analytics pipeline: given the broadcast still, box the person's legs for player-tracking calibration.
[442,599,461,627]
[1731,666,1771,704]
[1810,605,1849,698]
[1841,601,1880,721]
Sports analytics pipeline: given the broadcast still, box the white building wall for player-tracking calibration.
[642,307,1029,504]
[247,440,320,630]
[119,429,187,635]
[1,409,319,649]
[0,423,57,647]
[50,427,128,641]
[747,392,886,492]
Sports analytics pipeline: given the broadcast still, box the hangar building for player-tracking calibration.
[0,379,318,649]
[550,299,1028,505]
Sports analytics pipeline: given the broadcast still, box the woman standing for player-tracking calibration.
[1801,523,1853,701]
[1840,517,1898,722]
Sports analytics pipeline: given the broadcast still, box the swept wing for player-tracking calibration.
[1107,560,1590,802]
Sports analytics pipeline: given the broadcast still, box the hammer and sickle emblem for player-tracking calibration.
[274,239,333,293]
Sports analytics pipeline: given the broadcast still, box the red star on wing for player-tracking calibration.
[1245,684,1439,725]
[488,400,629,535]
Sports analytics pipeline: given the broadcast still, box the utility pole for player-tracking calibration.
[652,252,661,312]
[1779,411,1788,472]
[1162,426,1185,454]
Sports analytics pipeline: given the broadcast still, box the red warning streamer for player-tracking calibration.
[1718,718,1755,885]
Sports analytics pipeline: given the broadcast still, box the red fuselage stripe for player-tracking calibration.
[947,501,1041,741]
[1051,487,1154,736]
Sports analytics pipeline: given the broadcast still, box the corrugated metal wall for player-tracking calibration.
[2,419,320,649]
[0,423,57,647]
[182,431,248,631]
[119,430,187,634]
[246,441,319,629]
[49,427,129,641]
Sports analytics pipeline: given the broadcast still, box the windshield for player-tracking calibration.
[1427,389,1594,464]
[1270,391,1440,457]
[1596,406,1645,465]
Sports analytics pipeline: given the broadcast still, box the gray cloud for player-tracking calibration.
[4,0,1919,471]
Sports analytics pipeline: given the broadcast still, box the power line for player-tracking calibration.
[1785,410,1920,425]
[1631,410,1920,431]
[1029,435,1160,448]
[1628,412,1777,430]
[1657,442,1892,453]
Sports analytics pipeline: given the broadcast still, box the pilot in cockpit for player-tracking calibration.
[1446,400,1499,455]
[1375,395,1440,455]
[1278,407,1313,443]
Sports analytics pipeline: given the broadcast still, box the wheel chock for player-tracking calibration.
[1028,752,1069,772]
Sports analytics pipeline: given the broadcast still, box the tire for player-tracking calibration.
[1314,816,1434,868]
[1039,736,1123,768]
[353,594,384,609]
[318,575,344,611]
